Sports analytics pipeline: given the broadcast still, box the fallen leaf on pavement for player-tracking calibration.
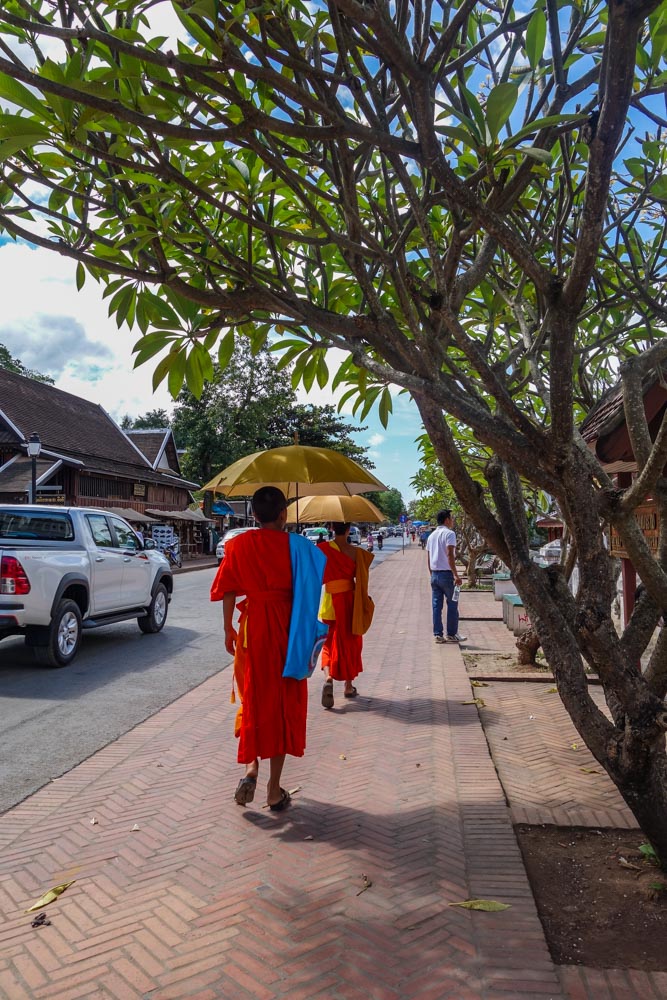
[580,767,600,774]
[471,680,489,688]
[546,687,558,693]
[25,881,76,913]
[357,874,373,896]
[571,743,579,750]
[339,754,347,760]
[449,899,511,911]
[462,699,486,707]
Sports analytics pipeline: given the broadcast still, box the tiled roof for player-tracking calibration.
[0,456,58,492]
[0,425,20,445]
[0,369,152,467]
[580,364,667,443]
[580,383,624,443]
[125,430,168,466]
[0,370,199,490]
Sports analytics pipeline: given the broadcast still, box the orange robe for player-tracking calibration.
[211,529,308,763]
[319,542,373,683]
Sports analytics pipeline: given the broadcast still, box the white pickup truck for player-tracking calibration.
[0,505,173,667]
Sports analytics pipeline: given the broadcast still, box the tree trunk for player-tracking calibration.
[516,628,541,666]
[466,553,479,588]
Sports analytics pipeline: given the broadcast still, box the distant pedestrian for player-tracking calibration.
[426,509,467,645]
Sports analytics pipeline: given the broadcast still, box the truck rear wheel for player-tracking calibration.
[32,599,82,667]
[138,583,169,634]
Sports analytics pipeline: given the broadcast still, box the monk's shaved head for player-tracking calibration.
[252,486,288,524]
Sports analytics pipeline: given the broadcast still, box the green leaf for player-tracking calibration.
[0,73,50,118]
[185,345,205,397]
[525,9,547,69]
[316,353,329,389]
[485,83,518,140]
[378,387,393,429]
[75,262,86,291]
[167,349,187,398]
[449,899,511,911]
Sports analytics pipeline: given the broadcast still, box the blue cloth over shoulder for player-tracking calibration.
[283,533,327,680]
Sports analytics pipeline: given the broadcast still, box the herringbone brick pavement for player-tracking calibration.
[0,547,565,1000]
[477,682,637,830]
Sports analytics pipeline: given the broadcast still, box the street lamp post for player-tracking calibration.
[27,432,41,504]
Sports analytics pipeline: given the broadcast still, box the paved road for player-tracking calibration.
[0,568,225,815]
[0,539,406,814]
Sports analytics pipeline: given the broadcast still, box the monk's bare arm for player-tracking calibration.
[223,592,238,655]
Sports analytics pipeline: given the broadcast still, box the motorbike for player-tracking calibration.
[377,534,383,550]
[164,542,182,569]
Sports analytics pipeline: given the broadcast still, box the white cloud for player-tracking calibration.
[0,241,174,421]
[368,433,385,447]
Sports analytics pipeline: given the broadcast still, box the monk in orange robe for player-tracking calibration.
[211,487,307,811]
[318,521,374,710]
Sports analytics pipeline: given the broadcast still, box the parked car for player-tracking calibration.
[216,526,258,564]
[302,527,329,544]
[0,505,173,667]
[347,526,362,545]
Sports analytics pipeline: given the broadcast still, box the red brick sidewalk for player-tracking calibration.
[0,549,646,999]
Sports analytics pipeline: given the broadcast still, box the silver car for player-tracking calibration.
[216,526,257,564]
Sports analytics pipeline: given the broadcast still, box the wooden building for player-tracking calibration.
[0,369,198,511]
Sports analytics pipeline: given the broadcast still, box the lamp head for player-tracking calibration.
[27,432,41,458]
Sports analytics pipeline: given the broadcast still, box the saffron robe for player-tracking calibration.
[319,541,374,683]
[211,529,308,763]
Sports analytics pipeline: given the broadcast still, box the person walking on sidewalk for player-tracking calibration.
[210,486,325,812]
[318,522,374,709]
[426,509,467,645]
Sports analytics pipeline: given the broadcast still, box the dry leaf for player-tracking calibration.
[25,881,76,913]
[471,680,489,688]
[449,899,511,912]
[546,687,558,693]
[462,698,486,707]
[339,754,347,760]
[571,743,579,750]
[357,874,373,896]
[580,767,600,774]
[618,857,642,871]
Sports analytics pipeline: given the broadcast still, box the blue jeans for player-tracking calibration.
[431,570,458,638]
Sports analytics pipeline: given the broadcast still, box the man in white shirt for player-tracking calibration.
[426,509,467,644]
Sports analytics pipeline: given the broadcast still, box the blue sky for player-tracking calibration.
[0,239,422,502]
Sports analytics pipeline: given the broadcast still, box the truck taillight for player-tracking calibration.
[0,556,31,595]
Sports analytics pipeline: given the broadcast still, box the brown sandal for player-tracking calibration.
[344,686,358,698]
[234,775,256,805]
[321,679,334,709]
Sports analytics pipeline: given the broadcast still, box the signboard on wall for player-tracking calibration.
[609,503,659,559]
[133,483,146,497]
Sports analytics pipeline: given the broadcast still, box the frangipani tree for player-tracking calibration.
[1,1,667,858]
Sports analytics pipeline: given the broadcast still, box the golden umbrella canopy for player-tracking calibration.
[286,494,386,525]
[202,445,387,498]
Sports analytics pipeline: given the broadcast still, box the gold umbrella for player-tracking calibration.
[202,445,387,498]
[286,494,386,524]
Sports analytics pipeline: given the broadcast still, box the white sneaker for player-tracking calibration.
[434,635,446,644]
[446,634,467,643]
